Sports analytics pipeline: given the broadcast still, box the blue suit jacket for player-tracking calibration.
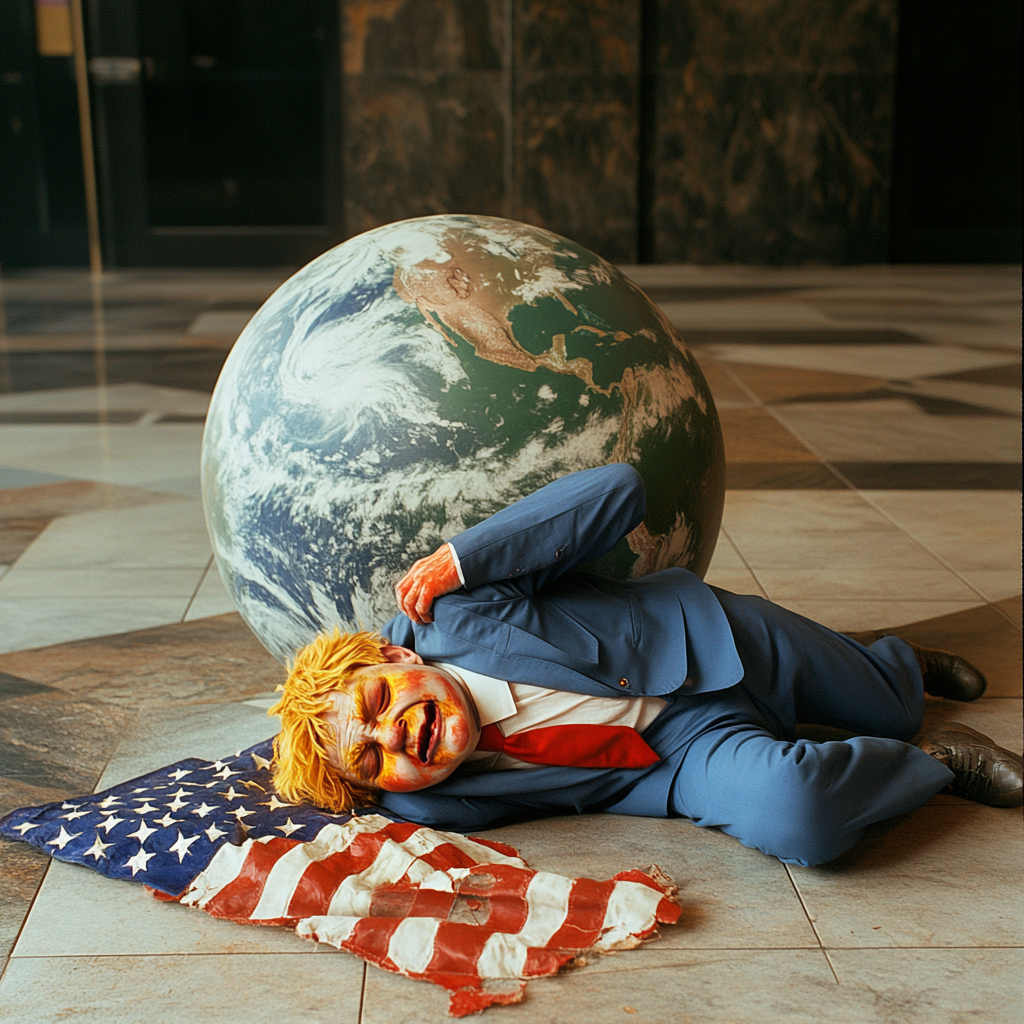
[378,463,744,831]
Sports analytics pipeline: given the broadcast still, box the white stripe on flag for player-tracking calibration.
[295,914,359,947]
[387,917,442,974]
[180,835,274,908]
[326,838,418,916]
[249,841,320,920]
[476,871,573,979]
[594,879,663,950]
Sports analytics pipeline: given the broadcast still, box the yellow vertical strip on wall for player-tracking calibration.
[36,0,74,57]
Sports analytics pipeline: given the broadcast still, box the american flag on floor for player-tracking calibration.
[0,738,680,1016]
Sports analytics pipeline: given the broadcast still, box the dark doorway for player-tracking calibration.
[86,0,342,266]
[0,0,90,267]
[890,0,1022,263]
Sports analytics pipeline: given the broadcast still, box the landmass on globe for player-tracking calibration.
[202,215,724,662]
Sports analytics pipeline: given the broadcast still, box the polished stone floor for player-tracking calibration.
[0,264,1020,1022]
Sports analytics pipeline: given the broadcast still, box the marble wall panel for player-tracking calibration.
[340,1,899,265]
[651,0,897,263]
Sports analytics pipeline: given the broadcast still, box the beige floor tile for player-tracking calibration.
[754,568,979,602]
[773,400,1021,462]
[956,571,1023,604]
[725,362,889,402]
[827,949,1023,1024]
[0,567,207,598]
[996,594,1022,628]
[704,567,769,597]
[0,422,205,496]
[705,532,746,570]
[707,343,1014,380]
[0,596,191,654]
[13,860,315,957]
[0,952,363,1024]
[664,299,835,329]
[862,491,1022,574]
[899,378,1022,416]
[361,948,843,1024]
[918,697,1022,757]
[184,562,238,620]
[903,321,1023,350]
[773,599,985,633]
[791,804,1024,948]
[478,814,818,951]
[8,500,211,572]
[721,491,948,571]
[688,355,753,406]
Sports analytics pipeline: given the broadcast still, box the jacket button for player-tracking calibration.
[618,677,629,688]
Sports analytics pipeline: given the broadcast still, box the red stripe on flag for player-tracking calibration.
[545,876,615,949]
[204,837,301,921]
[344,916,404,970]
[421,921,491,984]
[464,835,520,859]
[408,887,458,919]
[287,843,386,918]
[457,864,533,933]
[523,945,578,977]
[414,843,485,874]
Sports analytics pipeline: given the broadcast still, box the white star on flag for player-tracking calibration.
[227,806,256,822]
[62,809,91,821]
[124,848,156,876]
[97,814,125,834]
[168,768,193,781]
[214,766,239,780]
[250,753,271,770]
[98,796,122,808]
[221,786,245,801]
[127,821,158,844]
[46,826,81,850]
[13,822,40,835]
[135,802,159,815]
[204,824,228,842]
[275,818,304,837]
[84,835,113,861]
[263,796,291,811]
[154,813,180,828]
[191,803,217,818]
[166,789,191,812]
[61,802,81,810]
[168,831,201,863]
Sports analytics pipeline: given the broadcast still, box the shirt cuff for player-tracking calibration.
[446,542,466,586]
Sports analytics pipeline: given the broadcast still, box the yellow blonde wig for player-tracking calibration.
[268,628,388,812]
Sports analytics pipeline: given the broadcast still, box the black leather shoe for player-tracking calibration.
[919,723,1023,807]
[905,641,987,702]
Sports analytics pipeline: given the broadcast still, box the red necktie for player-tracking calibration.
[476,722,659,769]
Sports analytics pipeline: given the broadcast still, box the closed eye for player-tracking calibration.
[353,743,382,783]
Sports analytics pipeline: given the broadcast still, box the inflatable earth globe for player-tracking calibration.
[202,215,725,662]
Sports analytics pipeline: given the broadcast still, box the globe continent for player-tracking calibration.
[201,215,725,663]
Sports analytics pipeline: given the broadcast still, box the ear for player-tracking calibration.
[380,644,424,665]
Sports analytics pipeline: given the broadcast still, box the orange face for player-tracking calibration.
[321,660,480,792]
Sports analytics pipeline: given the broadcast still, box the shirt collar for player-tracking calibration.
[431,662,516,726]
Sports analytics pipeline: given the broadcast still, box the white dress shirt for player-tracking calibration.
[432,661,666,771]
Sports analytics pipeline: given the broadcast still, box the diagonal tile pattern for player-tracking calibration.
[0,265,1019,1021]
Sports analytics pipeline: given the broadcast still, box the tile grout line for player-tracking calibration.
[356,961,368,1024]
[718,524,770,598]
[783,863,841,985]
[181,555,215,623]
[710,355,1018,618]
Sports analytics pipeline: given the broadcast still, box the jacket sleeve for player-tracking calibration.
[448,463,646,597]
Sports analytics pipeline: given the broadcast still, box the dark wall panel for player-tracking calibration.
[648,0,897,264]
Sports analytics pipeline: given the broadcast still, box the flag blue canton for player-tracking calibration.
[0,738,402,896]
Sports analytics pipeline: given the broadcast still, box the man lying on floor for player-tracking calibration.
[268,464,1022,867]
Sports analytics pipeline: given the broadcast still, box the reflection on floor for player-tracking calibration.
[0,265,1020,1023]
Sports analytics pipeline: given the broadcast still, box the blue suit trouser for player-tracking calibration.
[659,589,954,866]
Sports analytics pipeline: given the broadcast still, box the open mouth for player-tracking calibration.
[416,702,439,764]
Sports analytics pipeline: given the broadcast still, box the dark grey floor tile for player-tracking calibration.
[0,412,143,425]
[837,462,1022,490]
[726,463,844,489]
[0,672,56,700]
[930,362,1022,387]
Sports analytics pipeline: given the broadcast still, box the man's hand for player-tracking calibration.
[394,543,461,624]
